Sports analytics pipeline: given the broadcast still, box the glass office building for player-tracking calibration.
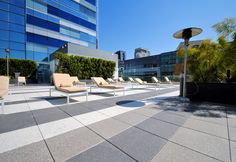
[122,51,177,82]
[0,0,97,82]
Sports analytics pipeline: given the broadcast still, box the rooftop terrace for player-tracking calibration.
[0,84,235,162]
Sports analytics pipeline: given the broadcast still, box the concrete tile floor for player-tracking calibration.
[0,84,235,162]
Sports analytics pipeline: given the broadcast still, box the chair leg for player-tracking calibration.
[1,101,4,114]
[67,94,69,104]
[49,88,52,97]
[86,91,88,101]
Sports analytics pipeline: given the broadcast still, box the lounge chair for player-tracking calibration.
[52,73,88,104]
[118,77,125,82]
[0,76,9,113]
[128,77,137,88]
[128,77,135,83]
[134,78,159,89]
[70,76,86,86]
[107,78,116,84]
[17,76,26,86]
[152,76,161,84]
[164,76,172,84]
[91,77,125,96]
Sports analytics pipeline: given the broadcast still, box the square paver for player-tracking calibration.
[229,126,236,142]
[66,141,135,162]
[108,127,167,162]
[59,104,94,116]
[231,141,236,162]
[153,111,189,126]
[133,106,162,117]
[170,127,230,162]
[183,117,228,139]
[82,100,111,111]
[88,117,131,139]
[137,118,180,140]
[0,141,53,162]
[38,117,82,139]
[151,142,219,162]
[2,103,30,114]
[33,107,70,125]
[0,112,36,133]
[191,110,227,126]
[114,110,149,126]
[46,127,103,162]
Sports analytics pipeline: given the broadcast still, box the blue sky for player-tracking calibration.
[98,0,236,59]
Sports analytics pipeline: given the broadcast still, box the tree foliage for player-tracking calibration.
[54,53,116,79]
[0,58,37,78]
[177,35,236,82]
[212,18,236,41]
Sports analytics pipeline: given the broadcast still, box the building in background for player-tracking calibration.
[0,0,97,82]
[160,51,176,77]
[114,50,126,77]
[51,43,118,79]
[123,54,161,81]
[134,48,150,58]
[123,51,176,82]
[122,41,203,82]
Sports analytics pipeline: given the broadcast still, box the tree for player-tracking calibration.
[177,35,236,82]
[212,18,236,41]
[218,34,236,79]
[177,39,221,82]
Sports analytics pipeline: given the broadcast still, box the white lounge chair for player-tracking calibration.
[118,77,125,82]
[70,76,86,86]
[17,76,26,86]
[128,77,135,83]
[53,73,88,104]
[91,77,125,96]
[107,78,116,84]
[152,76,161,84]
[128,77,137,88]
[134,78,159,89]
[164,76,172,84]
[0,76,9,113]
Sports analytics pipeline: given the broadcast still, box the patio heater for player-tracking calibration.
[173,27,202,98]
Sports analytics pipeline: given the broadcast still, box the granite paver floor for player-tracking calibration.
[0,84,235,162]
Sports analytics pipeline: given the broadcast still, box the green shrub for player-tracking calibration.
[0,58,37,79]
[55,53,116,79]
[177,34,236,82]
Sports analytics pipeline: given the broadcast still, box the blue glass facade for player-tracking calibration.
[0,0,97,82]
[0,0,26,59]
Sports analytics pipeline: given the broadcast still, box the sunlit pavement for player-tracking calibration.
[0,84,235,162]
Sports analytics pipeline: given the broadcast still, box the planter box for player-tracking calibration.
[186,82,236,104]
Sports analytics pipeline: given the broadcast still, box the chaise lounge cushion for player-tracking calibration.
[99,84,124,89]
[0,76,9,98]
[57,86,87,93]
[53,73,87,93]
[60,83,72,87]
[53,73,73,88]
[0,89,8,98]
[152,77,161,83]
